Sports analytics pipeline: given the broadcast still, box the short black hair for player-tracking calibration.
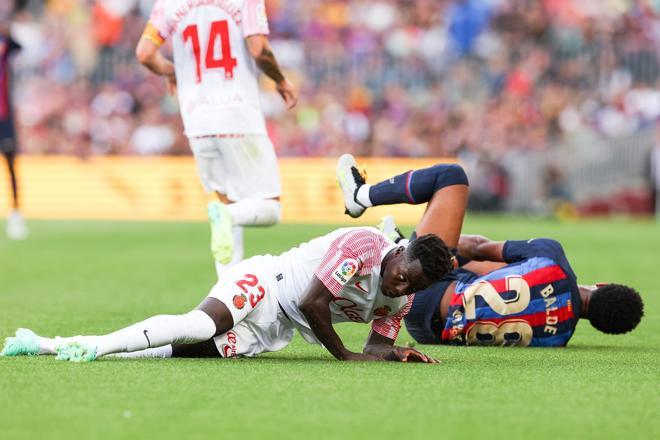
[405,234,453,283]
[588,284,644,335]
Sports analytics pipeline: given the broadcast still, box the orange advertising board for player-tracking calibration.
[0,156,453,225]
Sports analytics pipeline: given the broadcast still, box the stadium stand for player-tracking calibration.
[5,0,660,214]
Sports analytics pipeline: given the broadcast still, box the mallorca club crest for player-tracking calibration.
[233,293,247,310]
[332,259,358,285]
[373,305,392,317]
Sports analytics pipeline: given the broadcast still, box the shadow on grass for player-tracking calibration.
[564,344,659,353]
[418,343,657,353]
[93,353,333,363]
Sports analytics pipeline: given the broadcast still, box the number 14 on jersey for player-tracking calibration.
[183,20,237,82]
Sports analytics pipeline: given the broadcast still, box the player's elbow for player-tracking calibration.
[135,40,156,66]
[246,35,267,59]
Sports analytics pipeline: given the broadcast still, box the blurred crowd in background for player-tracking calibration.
[4,0,660,214]
[7,0,659,157]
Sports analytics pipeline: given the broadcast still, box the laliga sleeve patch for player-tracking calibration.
[332,259,359,286]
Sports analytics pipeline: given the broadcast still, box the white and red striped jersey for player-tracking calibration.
[145,0,269,137]
[274,227,413,344]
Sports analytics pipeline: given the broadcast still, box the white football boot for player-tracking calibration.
[6,209,28,240]
[336,154,368,218]
[377,215,406,244]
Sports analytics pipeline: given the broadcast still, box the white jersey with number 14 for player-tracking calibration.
[147,0,269,137]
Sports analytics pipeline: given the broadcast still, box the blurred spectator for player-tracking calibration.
[542,164,575,218]
[464,152,510,212]
[4,0,660,159]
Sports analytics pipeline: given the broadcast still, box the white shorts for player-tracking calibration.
[207,255,295,357]
[189,135,281,201]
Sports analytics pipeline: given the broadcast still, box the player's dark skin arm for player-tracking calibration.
[246,35,297,109]
[299,278,380,361]
[299,278,438,362]
[457,235,506,262]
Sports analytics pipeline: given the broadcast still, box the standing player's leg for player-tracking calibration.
[189,136,235,268]
[190,137,281,272]
[194,136,281,276]
[4,150,18,209]
[337,154,468,248]
[2,132,27,240]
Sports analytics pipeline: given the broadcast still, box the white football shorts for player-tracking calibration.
[206,255,295,357]
[188,135,281,201]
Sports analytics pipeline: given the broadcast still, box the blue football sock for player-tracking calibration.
[369,164,468,206]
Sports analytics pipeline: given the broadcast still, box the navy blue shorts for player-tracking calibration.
[0,118,17,154]
[404,273,458,344]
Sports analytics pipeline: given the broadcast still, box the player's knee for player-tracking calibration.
[261,199,281,226]
[432,163,469,190]
[272,200,282,224]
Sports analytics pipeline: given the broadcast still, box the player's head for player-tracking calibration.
[381,234,453,298]
[587,284,644,335]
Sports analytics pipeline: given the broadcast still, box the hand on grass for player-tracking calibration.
[385,347,439,363]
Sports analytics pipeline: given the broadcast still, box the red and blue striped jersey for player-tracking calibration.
[0,35,20,121]
[441,239,581,347]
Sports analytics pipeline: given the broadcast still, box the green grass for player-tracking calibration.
[1,217,659,439]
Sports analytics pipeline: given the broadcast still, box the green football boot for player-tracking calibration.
[56,341,98,362]
[377,215,405,243]
[208,201,234,264]
[1,328,40,356]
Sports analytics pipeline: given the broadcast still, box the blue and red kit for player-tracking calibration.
[0,33,20,149]
[405,239,582,347]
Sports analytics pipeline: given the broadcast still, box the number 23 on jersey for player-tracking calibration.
[236,274,266,308]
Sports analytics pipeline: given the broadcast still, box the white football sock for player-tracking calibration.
[215,226,244,278]
[107,345,173,359]
[227,199,281,226]
[88,310,216,357]
[38,335,97,355]
[231,226,244,263]
[356,185,373,207]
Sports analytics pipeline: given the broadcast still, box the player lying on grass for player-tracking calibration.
[1,229,455,363]
[335,155,644,346]
[406,233,644,346]
[2,150,472,363]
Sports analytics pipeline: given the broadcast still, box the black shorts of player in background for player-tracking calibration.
[1,117,18,209]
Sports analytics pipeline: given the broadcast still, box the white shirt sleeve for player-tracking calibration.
[242,0,270,37]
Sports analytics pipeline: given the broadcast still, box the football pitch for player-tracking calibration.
[1,217,658,440]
